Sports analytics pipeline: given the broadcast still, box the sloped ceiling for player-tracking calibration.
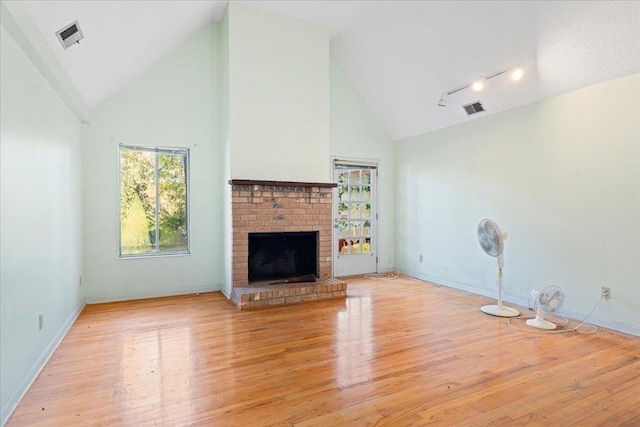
[22,0,228,109]
[17,0,640,140]
[331,1,640,140]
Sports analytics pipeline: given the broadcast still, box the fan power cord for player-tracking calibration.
[507,300,600,334]
[364,266,400,281]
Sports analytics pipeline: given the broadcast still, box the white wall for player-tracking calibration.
[330,60,396,273]
[1,24,84,424]
[228,3,331,183]
[217,9,233,298]
[82,25,224,302]
[395,74,640,335]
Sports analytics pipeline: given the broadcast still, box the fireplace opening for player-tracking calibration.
[248,231,318,282]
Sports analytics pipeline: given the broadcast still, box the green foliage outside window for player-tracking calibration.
[120,146,189,256]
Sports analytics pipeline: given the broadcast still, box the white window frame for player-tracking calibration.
[118,144,190,259]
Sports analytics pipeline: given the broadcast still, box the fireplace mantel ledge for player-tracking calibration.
[229,179,337,188]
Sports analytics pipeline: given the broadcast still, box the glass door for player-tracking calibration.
[333,162,377,276]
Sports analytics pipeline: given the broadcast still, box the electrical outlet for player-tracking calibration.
[601,286,611,300]
[39,313,44,330]
[419,254,423,263]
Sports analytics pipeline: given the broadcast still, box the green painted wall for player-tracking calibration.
[82,24,224,302]
[330,60,396,273]
[227,3,331,183]
[1,24,84,424]
[395,74,640,335]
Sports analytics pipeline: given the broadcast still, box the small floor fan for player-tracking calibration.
[478,219,520,317]
[527,286,565,330]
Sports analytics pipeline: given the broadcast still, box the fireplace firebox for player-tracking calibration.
[248,231,318,282]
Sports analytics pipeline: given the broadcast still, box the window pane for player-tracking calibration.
[349,203,360,218]
[351,221,362,237]
[362,170,371,185]
[338,203,348,219]
[362,203,372,220]
[120,149,155,255]
[350,239,361,254]
[363,220,372,237]
[362,238,371,254]
[362,185,371,201]
[158,152,188,252]
[349,170,361,186]
[338,173,349,201]
[337,220,349,237]
[339,221,358,238]
[349,185,360,201]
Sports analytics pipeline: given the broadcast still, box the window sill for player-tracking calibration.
[119,251,190,260]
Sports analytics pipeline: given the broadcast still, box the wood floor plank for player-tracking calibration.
[7,276,640,426]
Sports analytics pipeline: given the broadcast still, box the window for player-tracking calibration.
[119,145,189,257]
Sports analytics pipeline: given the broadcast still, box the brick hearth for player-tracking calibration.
[231,278,346,309]
[228,180,347,309]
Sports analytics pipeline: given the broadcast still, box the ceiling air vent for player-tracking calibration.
[463,101,485,116]
[55,20,84,49]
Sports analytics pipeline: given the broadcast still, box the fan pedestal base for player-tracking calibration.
[526,316,557,330]
[481,305,520,317]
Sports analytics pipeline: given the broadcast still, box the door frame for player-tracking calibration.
[331,156,379,277]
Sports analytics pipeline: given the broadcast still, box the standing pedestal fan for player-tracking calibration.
[478,219,520,317]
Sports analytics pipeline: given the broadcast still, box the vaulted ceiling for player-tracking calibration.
[332,1,640,140]
[18,0,640,141]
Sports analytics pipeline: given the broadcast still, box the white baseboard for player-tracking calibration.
[85,284,223,304]
[1,298,86,427]
[401,269,530,307]
[559,308,640,337]
[400,269,639,337]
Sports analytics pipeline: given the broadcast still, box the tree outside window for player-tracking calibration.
[119,145,189,257]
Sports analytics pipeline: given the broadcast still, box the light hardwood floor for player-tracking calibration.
[7,276,640,426]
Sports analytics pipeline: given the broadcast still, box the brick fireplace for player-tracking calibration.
[229,180,347,309]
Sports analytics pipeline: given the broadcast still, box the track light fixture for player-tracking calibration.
[437,93,448,107]
[438,66,523,107]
